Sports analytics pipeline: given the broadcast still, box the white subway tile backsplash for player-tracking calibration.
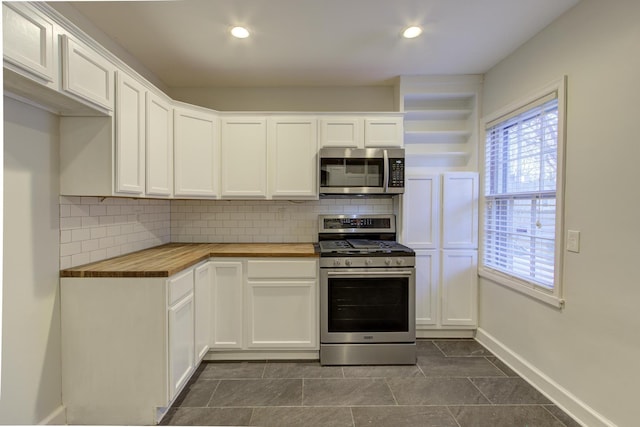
[60,196,171,268]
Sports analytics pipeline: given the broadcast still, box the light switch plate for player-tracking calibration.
[567,230,580,253]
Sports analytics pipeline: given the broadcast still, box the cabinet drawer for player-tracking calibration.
[247,259,317,279]
[168,269,194,305]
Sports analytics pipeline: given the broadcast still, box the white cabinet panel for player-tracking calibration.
[174,107,219,198]
[268,117,318,199]
[246,280,317,348]
[403,175,440,249]
[146,91,173,197]
[194,262,211,362]
[319,117,362,148]
[442,172,478,249]
[364,117,404,147]
[415,250,438,326]
[61,35,114,111]
[247,259,317,279]
[210,261,244,348]
[440,250,478,326]
[115,72,145,195]
[221,118,267,198]
[2,3,55,83]
[168,292,195,401]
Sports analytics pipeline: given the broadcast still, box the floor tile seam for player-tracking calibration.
[444,406,463,427]
[383,378,399,406]
[348,407,356,427]
[483,356,514,377]
[430,341,448,357]
[466,377,495,405]
[203,379,222,407]
[540,405,574,427]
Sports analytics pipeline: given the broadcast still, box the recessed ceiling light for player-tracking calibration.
[402,26,422,39]
[231,26,250,39]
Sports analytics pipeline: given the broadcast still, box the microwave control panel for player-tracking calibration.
[389,159,405,187]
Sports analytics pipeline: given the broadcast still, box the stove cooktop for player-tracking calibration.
[318,239,415,256]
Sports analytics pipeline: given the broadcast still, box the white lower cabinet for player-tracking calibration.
[210,258,319,354]
[441,249,478,326]
[415,250,438,327]
[194,262,211,362]
[60,263,208,425]
[210,261,244,348]
[167,269,195,402]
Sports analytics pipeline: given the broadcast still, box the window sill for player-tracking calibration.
[478,267,565,309]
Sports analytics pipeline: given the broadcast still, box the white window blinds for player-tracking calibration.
[483,95,559,290]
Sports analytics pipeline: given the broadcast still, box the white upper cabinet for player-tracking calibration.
[441,172,479,249]
[364,117,404,147]
[115,71,145,195]
[220,117,268,198]
[319,115,403,148]
[146,91,173,197]
[174,106,220,198]
[2,2,55,84]
[319,117,362,148]
[403,175,441,249]
[61,35,115,112]
[268,117,318,199]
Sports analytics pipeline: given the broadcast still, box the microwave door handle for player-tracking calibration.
[383,149,389,192]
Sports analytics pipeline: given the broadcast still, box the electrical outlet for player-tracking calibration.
[567,230,580,253]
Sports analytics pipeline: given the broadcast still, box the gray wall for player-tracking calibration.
[479,0,640,425]
[1,97,64,424]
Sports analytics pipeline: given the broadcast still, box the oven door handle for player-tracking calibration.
[326,270,414,277]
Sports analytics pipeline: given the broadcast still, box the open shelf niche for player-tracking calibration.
[397,75,482,172]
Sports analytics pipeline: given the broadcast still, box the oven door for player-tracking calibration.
[320,267,415,344]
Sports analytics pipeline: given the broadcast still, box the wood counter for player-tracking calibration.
[60,242,319,278]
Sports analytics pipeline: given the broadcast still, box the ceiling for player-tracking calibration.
[62,0,579,88]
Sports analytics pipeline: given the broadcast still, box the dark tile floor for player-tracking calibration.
[161,339,581,427]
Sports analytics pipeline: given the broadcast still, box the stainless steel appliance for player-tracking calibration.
[318,214,416,365]
[319,148,405,195]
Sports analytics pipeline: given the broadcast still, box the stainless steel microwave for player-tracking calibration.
[319,148,405,195]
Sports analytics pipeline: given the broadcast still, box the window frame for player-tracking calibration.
[479,77,567,308]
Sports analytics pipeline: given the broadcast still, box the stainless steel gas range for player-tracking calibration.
[317,214,416,365]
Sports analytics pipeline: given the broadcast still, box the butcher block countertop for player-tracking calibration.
[60,243,319,278]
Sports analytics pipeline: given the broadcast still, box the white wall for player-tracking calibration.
[169,86,396,111]
[1,97,64,424]
[478,1,640,426]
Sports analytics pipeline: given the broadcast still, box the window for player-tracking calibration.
[480,78,566,307]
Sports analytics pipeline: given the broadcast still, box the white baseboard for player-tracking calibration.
[476,328,615,427]
[39,405,66,425]
[205,350,319,361]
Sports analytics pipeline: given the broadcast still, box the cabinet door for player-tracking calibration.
[194,262,211,362]
[415,250,438,327]
[146,91,173,197]
[61,35,114,111]
[221,118,267,198]
[246,280,317,349]
[2,3,55,83]
[168,292,195,401]
[115,72,145,195]
[268,117,318,199]
[440,250,478,327]
[174,107,219,198]
[210,261,244,348]
[442,172,479,249]
[403,175,440,249]
[319,117,362,148]
[364,117,404,147]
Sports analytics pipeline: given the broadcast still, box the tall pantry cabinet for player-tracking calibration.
[402,172,479,336]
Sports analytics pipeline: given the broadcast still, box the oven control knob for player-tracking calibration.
[333,259,342,266]
[345,259,353,266]
[385,258,392,266]
[396,258,405,266]
[365,258,373,266]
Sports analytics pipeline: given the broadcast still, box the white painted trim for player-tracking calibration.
[476,328,617,427]
[38,405,66,425]
[204,350,318,361]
